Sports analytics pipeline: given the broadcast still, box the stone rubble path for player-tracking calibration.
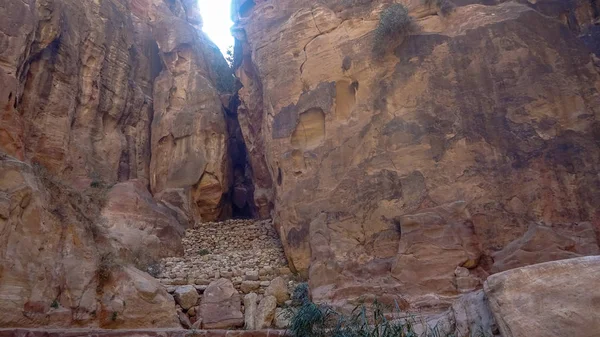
[158,219,293,294]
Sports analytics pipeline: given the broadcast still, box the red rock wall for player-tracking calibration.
[0,0,235,328]
[232,0,600,312]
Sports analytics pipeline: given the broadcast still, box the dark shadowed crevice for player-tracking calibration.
[224,94,258,219]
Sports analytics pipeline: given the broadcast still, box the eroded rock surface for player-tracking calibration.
[0,158,179,328]
[101,180,185,263]
[232,0,600,312]
[485,256,600,337]
[0,0,233,328]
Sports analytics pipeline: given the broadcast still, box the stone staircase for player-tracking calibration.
[156,219,299,330]
[157,219,293,294]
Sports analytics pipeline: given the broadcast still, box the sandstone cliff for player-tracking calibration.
[231,0,600,312]
[0,0,235,327]
[2,0,600,332]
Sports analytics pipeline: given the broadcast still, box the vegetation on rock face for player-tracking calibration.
[422,0,455,16]
[287,284,491,337]
[288,299,452,337]
[97,252,118,290]
[226,46,235,67]
[33,163,110,242]
[373,4,415,57]
[291,282,310,306]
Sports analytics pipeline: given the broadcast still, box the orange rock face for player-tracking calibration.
[0,0,233,328]
[485,256,600,337]
[0,158,179,328]
[232,0,600,311]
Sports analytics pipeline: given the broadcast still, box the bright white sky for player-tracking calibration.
[198,0,234,55]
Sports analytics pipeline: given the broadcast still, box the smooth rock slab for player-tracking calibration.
[484,256,600,337]
[200,279,244,329]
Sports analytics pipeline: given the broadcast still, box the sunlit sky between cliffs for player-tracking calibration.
[198,0,234,55]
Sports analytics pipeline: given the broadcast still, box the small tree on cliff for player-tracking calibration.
[373,4,415,58]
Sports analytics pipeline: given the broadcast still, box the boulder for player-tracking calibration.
[173,285,199,310]
[484,256,600,337]
[243,292,258,330]
[255,295,277,329]
[101,180,185,263]
[451,290,498,337]
[265,277,290,305]
[0,159,179,328]
[199,278,244,329]
[99,266,180,328]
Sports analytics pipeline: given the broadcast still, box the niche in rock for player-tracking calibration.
[335,80,357,119]
[291,108,326,150]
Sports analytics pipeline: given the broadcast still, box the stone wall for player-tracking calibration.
[157,219,298,330]
[158,219,292,292]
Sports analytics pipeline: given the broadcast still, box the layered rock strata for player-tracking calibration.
[231,0,600,312]
[0,0,237,327]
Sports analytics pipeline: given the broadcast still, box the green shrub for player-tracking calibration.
[51,299,59,309]
[198,249,210,256]
[373,4,415,57]
[111,311,118,321]
[292,282,310,306]
[288,293,464,337]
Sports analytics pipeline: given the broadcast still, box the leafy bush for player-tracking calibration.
[198,249,211,256]
[373,4,415,57]
[292,282,310,306]
[288,289,469,337]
